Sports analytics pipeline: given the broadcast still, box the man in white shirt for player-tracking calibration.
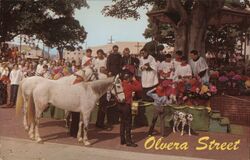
[139,49,159,101]
[36,59,44,76]
[189,50,209,84]
[9,64,23,107]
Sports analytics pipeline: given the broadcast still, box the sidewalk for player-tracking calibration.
[0,136,211,160]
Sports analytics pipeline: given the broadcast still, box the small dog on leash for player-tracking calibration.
[171,111,193,136]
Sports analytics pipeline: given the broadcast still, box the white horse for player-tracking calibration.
[26,76,125,145]
[16,70,86,131]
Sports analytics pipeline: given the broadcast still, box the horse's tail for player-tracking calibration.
[27,92,35,125]
[16,80,24,116]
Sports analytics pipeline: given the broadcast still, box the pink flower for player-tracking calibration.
[232,74,241,81]
[219,76,229,82]
[209,85,217,93]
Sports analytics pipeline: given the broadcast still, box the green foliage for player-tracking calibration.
[0,0,88,49]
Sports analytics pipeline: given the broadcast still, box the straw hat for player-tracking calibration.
[74,70,85,79]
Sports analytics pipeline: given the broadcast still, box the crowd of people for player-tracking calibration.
[0,44,210,147]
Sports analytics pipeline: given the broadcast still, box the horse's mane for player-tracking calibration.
[88,77,114,97]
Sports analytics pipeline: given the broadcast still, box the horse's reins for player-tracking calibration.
[110,81,124,103]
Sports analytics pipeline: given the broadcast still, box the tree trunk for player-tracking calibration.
[58,47,63,60]
[188,5,207,57]
[174,24,188,54]
[174,5,207,57]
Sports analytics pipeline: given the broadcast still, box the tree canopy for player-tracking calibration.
[0,0,88,51]
[103,0,250,56]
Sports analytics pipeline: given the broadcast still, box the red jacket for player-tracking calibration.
[122,79,142,104]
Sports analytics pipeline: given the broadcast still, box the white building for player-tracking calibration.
[88,41,174,57]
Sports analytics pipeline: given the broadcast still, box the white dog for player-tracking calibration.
[172,111,193,136]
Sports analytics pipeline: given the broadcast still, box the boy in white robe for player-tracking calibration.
[139,49,159,101]
[174,56,192,82]
[172,50,182,72]
[159,54,174,80]
[189,50,209,84]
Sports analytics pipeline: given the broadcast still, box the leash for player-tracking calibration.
[132,100,211,112]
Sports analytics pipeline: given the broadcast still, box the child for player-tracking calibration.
[174,56,192,82]
[158,54,174,81]
[147,85,171,137]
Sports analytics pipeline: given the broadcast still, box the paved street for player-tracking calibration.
[0,107,249,160]
[0,137,211,160]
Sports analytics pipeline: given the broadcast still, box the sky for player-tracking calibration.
[74,0,150,48]
[14,0,150,55]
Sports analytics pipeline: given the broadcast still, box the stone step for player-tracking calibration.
[210,112,222,119]
[220,117,230,125]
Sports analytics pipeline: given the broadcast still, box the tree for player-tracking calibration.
[0,0,88,59]
[102,0,250,56]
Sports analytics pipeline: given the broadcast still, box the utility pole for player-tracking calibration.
[108,36,114,44]
[134,42,142,54]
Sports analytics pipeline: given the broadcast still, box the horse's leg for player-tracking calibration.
[64,110,70,128]
[82,112,91,146]
[28,122,35,140]
[34,117,42,142]
[34,103,46,143]
[23,99,29,131]
[77,113,83,142]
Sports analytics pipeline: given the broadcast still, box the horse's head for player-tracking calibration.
[111,75,125,103]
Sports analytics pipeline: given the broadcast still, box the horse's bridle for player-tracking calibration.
[110,80,124,103]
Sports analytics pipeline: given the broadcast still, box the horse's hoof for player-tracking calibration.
[84,141,91,146]
[29,134,35,140]
[36,138,43,143]
[78,138,83,143]
[24,127,29,132]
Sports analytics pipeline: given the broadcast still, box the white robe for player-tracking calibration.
[159,61,174,80]
[93,58,107,73]
[174,64,192,81]
[172,59,181,71]
[139,55,159,88]
[190,57,209,84]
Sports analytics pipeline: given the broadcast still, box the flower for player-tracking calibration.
[245,80,250,89]
[200,85,209,94]
[232,74,241,81]
[219,75,229,82]
[210,71,219,79]
[209,85,217,94]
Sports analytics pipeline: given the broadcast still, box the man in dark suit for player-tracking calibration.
[107,45,123,76]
